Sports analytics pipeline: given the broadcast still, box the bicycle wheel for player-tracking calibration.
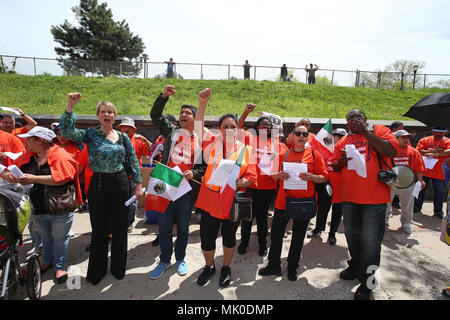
[26,255,41,300]
[0,259,19,300]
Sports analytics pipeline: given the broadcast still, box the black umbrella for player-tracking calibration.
[403,93,450,128]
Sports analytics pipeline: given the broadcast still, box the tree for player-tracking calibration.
[51,0,146,76]
[358,60,425,89]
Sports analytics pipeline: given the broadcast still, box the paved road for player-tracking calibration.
[13,201,450,301]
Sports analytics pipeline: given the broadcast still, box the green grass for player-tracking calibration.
[0,74,448,120]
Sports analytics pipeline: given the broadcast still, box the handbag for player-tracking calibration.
[37,159,78,215]
[285,196,317,220]
[43,182,79,215]
[229,191,253,222]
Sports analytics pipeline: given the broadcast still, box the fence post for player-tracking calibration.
[377,72,381,88]
[400,72,404,90]
[33,58,36,76]
[228,65,230,79]
[254,66,256,80]
[201,64,203,80]
[0,55,4,73]
[423,74,426,89]
[355,70,360,87]
[331,70,335,86]
[144,56,148,79]
[120,62,122,75]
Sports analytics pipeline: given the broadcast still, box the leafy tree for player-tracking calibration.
[51,0,146,76]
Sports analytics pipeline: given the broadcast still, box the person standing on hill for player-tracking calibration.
[165,58,176,78]
[281,64,288,82]
[243,60,251,80]
[305,63,319,84]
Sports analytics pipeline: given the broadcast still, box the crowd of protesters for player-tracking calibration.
[0,86,449,300]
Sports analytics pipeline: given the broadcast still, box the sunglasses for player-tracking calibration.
[294,131,309,137]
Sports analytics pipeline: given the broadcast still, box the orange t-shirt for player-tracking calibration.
[0,130,25,166]
[167,133,200,173]
[59,142,83,159]
[332,125,399,204]
[130,135,151,167]
[12,126,29,136]
[327,157,342,204]
[248,135,288,190]
[75,147,94,194]
[195,137,257,220]
[392,144,425,174]
[13,145,83,205]
[275,147,328,210]
[416,136,450,180]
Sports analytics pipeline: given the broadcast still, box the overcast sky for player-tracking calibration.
[1,0,450,81]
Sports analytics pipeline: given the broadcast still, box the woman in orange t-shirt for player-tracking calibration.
[236,104,288,257]
[259,125,328,281]
[195,113,256,288]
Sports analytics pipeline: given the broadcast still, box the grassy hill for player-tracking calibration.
[0,74,447,120]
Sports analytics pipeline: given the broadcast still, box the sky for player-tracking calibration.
[1,0,450,83]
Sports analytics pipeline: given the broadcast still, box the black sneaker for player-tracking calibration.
[339,267,357,280]
[197,265,216,286]
[258,246,268,257]
[219,266,231,288]
[354,283,372,300]
[237,243,247,255]
[307,229,321,238]
[258,266,282,277]
[287,269,297,281]
[328,234,337,245]
[434,212,444,219]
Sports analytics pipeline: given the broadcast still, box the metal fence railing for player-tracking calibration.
[1,54,449,89]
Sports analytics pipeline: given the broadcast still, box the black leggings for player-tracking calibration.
[199,209,240,251]
[86,171,131,285]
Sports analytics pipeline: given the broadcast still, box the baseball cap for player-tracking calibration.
[432,126,447,132]
[117,117,136,129]
[394,129,412,138]
[332,128,348,136]
[18,126,57,142]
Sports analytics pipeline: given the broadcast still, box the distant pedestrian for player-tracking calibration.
[305,63,319,84]
[243,60,251,80]
[165,58,176,78]
[281,64,288,82]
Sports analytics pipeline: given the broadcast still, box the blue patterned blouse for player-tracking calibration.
[60,111,142,184]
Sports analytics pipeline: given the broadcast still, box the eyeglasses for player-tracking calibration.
[294,131,309,137]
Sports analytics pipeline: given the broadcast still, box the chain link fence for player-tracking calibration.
[1,54,449,89]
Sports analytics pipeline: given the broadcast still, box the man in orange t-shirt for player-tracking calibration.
[385,130,426,234]
[414,126,450,218]
[331,109,397,300]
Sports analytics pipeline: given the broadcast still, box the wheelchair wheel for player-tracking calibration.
[26,255,41,300]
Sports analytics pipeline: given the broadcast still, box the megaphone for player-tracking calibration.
[378,165,416,189]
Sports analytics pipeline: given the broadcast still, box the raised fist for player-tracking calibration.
[198,88,211,103]
[162,85,176,98]
[67,92,82,106]
[245,103,256,113]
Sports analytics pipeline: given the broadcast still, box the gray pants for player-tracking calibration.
[385,184,414,225]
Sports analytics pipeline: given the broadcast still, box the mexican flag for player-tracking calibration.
[145,163,184,214]
[310,119,334,161]
[220,145,247,215]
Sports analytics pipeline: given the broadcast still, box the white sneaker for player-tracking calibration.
[402,224,412,234]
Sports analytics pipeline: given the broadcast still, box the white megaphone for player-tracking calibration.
[384,165,416,189]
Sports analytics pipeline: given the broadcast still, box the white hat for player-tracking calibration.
[394,129,412,138]
[117,117,136,129]
[18,126,57,142]
[332,128,348,136]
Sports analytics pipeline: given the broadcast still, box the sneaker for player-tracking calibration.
[258,266,282,277]
[307,229,321,238]
[402,223,412,234]
[197,265,216,286]
[219,266,231,288]
[287,269,297,281]
[150,262,171,280]
[354,283,372,300]
[339,267,357,280]
[237,243,247,255]
[434,212,444,219]
[328,235,337,245]
[176,260,188,276]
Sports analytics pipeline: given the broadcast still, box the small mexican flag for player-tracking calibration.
[145,163,184,214]
[310,119,334,161]
[220,145,247,215]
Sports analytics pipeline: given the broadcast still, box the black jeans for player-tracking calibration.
[314,183,343,235]
[86,171,131,284]
[199,209,240,251]
[240,188,276,249]
[342,202,386,285]
[267,209,309,271]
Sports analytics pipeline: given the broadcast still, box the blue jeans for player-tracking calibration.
[32,212,74,271]
[28,218,42,249]
[414,176,446,214]
[342,202,386,285]
[158,192,192,264]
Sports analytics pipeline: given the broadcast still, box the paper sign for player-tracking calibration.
[413,181,422,199]
[346,145,367,178]
[125,188,146,207]
[7,165,24,178]
[0,107,21,115]
[423,157,438,170]
[283,162,308,190]
[207,159,235,188]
